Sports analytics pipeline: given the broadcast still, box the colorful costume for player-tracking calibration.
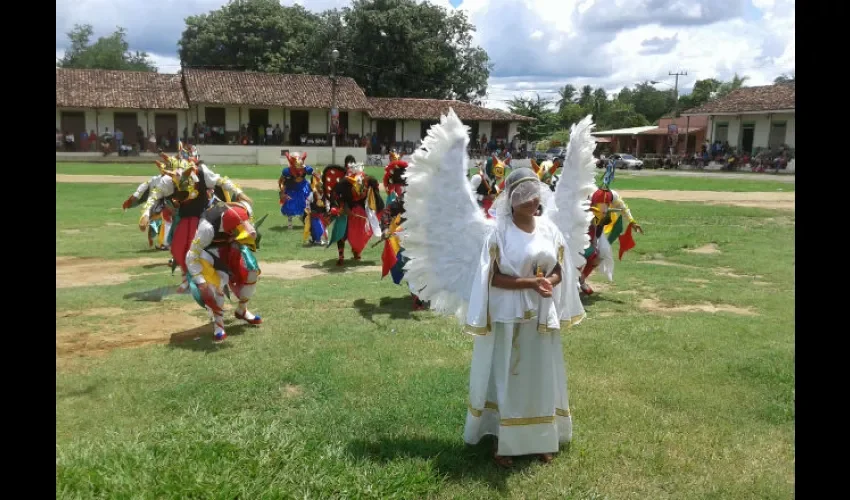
[185,201,263,343]
[123,174,173,250]
[383,150,408,205]
[140,152,247,292]
[378,160,425,310]
[279,151,314,229]
[578,161,642,295]
[531,158,561,192]
[402,111,594,464]
[469,154,507,218]
[324,162,384,266]
[302,173,328,246]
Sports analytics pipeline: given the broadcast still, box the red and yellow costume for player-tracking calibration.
[139,148,249,292]
[324,162,384,266]
[579,162,642,294]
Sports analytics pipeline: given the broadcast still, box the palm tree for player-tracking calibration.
[556,84,577,110]
[716,73,750,98]
[578,85,594,109]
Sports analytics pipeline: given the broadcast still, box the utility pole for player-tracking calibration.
[330,48,339,165]
[669,70,687,117]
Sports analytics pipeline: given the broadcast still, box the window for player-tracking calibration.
[769,122,786,149]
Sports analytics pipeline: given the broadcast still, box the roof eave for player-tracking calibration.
[682,108,795,116]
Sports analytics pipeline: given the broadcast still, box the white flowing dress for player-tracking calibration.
[462,216,586,456]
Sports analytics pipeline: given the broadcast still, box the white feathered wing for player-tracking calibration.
[549,115,598,269]
[402,109,495,321]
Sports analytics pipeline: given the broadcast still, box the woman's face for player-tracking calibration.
[514,197,540,217]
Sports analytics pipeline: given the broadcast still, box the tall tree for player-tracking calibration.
[716,73,749,98]
[58,24,156,72]
[577,85,594,109]
[507,94,558,142]
[592,87,608,116]
[678,78,721,111]
[336,0,490,100]
[556,84,577,111]
[179,0,324,74]
[626,81,675,123]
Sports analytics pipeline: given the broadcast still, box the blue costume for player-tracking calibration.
[278,152,314,227]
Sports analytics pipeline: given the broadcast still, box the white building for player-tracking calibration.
[55,67,190,152]
[56,68,534,165]
[682,83,795,154]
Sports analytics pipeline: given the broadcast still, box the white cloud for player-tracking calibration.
[55,0,795,112]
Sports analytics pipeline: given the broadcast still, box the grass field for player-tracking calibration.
[56,162,795,193]
[56,176,795,498]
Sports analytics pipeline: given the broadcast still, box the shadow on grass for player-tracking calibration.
[347,435,554,492]
[167,322,257,353]
[353,296,421,325]
[303,258,379,273]
[581,293,625,306]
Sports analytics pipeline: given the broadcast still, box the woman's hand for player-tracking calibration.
[534,277,553,298]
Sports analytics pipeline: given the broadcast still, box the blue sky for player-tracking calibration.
[55,0,795,111]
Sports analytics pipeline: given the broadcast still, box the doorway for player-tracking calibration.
[289,110,309,146]
[154,113,179,152]
[375,120,397,149]
[60,111,86,150]
[114,112,139,149]
[248,109,270,145]
[740,124,755,153]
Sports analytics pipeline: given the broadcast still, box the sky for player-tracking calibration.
[55,0,795,111]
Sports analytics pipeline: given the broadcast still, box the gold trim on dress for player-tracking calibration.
[468,401,571,423]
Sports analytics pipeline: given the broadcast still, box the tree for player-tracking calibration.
[506,94,558,142]
[557,103,586,129]
[556,84,577,111]
[58,24,156,72]
[336,0,490,100]
[592,87,608,116]
[179,0,325,74]
[624,81,675,123]
[716,73,749,98]
[596,100,649,129]
[678,78,721,111]
[577,85,594,109]
[774,71,795,84]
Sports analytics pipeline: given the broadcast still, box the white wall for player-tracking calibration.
[197,145,367,165]
[401,120,421,142]
[709,112,796,150]
[308,109,327,134]
[478,121,492,139]
[508,122,519,139]
[347,111,366,136]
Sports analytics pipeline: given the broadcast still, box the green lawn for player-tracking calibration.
[56,182,795,499]
[56,162,795,193]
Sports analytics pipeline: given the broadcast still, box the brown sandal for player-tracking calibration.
[493,453,514,468]
[539,453,554,463]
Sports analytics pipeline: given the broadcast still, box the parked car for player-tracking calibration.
[610,153,644,170]
[545,147,566,161]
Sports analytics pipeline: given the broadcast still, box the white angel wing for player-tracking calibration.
[403,109,495,321]
[549,115,598,269]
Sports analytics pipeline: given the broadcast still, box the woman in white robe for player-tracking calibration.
[462,167,586,467]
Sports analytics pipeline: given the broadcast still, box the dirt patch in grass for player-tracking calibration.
[261,260,382,280]
[56,256,167,288]
[280,384,303,398]
[639,298,758,316]
[619,189,795,210]
[56,303,210,362]
[637,259,700,269]
[685,243,721,255]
